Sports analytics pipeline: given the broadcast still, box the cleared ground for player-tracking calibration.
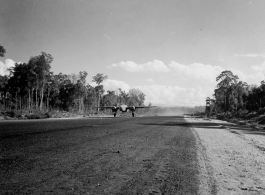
[0,116,203,195]
[188,117,265,195]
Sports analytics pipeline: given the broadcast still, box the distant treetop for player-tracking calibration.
[0,45,6,57]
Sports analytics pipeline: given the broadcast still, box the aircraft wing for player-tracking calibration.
[129,106,157,109]
[96,106,115,109]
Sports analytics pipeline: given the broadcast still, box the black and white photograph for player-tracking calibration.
[1,0,265,194]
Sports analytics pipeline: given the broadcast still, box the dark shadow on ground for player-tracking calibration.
[140,118,265,137]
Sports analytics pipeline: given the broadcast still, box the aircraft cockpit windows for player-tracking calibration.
[120,105,127,111]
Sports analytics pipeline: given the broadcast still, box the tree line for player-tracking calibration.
[212,70,265,116]
[0,45,146,114]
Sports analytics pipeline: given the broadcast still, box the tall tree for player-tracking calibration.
[102,91,118,107]
[231,81,248,112]
[75,71,88,113]
[128,88,146,106]
[57,75,75,111]
[0,44,7,108]
[0,75,9,109]
[28,52,53,111]
[215,70,239,112]
[216,70,239,88]
[85,85,97,113]
[8,63,35,112]
[245,83,264,112]
[92,73,108,111]
[46,72,58,111]
[118,88,129,105]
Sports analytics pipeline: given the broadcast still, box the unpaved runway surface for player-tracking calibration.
[1,116,203,195]
[188,117,265,195]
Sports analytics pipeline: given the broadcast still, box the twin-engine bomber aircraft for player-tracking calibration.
[98,104,156,117]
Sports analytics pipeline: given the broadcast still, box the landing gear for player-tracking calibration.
[114,113,116,117]
[132,113,135,117]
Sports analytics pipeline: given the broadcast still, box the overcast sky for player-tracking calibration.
[1,0,265,106]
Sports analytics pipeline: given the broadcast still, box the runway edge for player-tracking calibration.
[187,119,218,195]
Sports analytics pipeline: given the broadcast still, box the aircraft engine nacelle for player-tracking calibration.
[131,106,136,112]
[112,106,119,112]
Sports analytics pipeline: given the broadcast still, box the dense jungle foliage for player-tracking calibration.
[0,48,146,115]
[3,43,264,119]
[212,70,265,117]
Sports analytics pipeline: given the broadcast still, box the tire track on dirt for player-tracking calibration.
[189,124,217,195]
[111,117,200,195]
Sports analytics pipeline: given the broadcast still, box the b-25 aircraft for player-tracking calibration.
[98,104,156,117]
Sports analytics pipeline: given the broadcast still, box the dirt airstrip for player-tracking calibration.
[1,116,265,194]
[188,117,265,195]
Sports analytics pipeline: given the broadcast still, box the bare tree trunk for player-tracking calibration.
[47,88,50,111]
[4,92,6,111]
[28,89,31,113]
[31,88,34,111]
[81,98,82,113]
[40,87,44,111]
[36,89,38,110]
[16,92,17,111]
[20,95,22,113]
[47,96,49,111]
[81,97,84,113]
[79,98,81,113]
[97,92,100,112]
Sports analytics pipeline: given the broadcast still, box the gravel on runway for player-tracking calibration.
[0,116,204,194]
